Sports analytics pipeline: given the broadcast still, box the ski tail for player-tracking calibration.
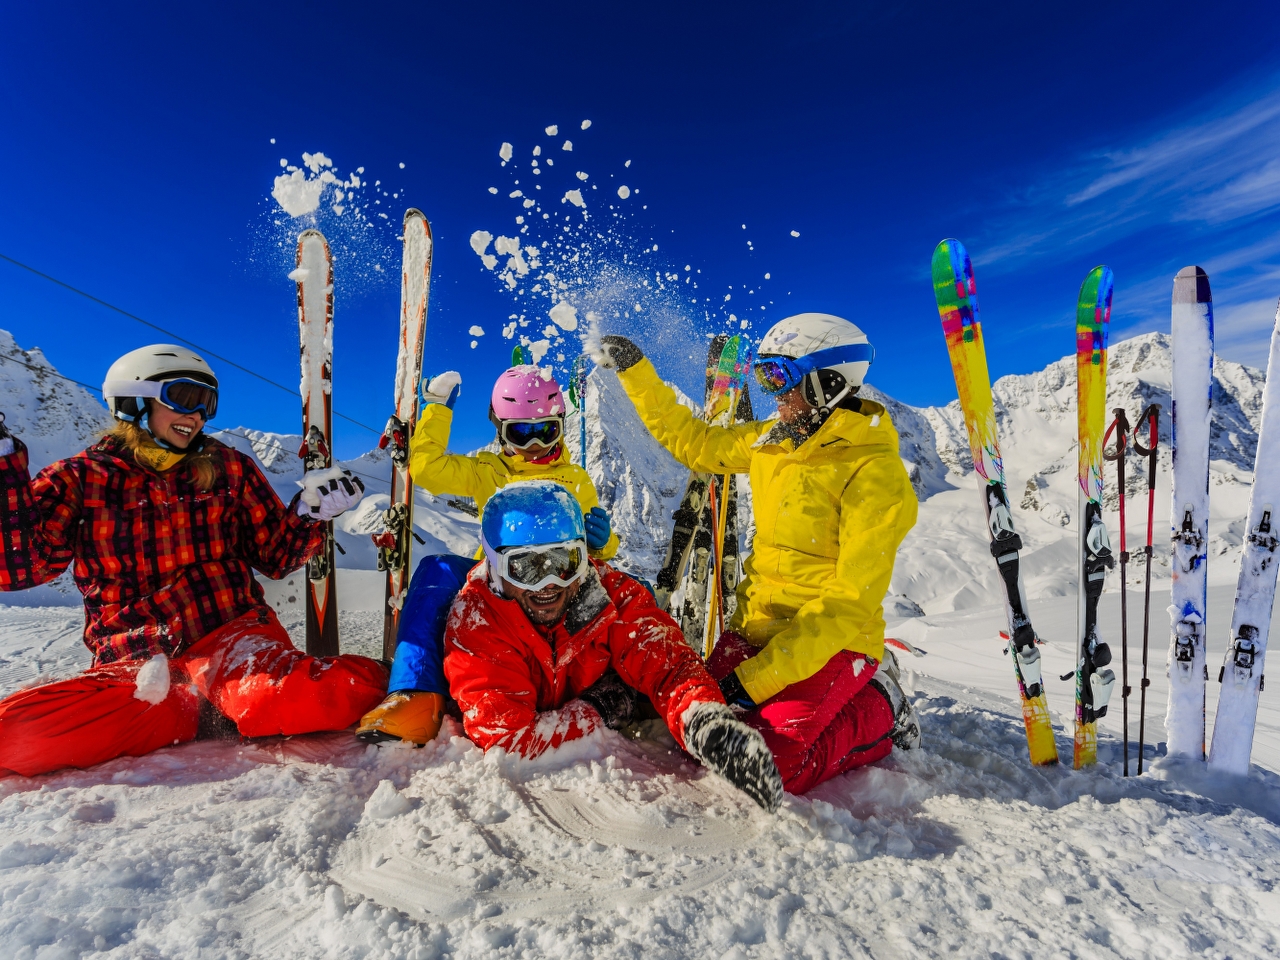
[932,239,1058,766]
[1208,298,1279,774]
[296,229,340,657]
[1073,264,1115,768]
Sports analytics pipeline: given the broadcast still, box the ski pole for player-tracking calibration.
[1131,403,1160,774]
[1103,407,1131,774]
[704,476,722,659]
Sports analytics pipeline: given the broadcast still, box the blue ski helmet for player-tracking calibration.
[481,481,586,555]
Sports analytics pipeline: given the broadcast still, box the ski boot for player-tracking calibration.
[356,691,445,745]
[870,650,921,751]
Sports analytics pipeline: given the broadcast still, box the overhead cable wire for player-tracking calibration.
[0,252,381,435]
[0,354,396,493]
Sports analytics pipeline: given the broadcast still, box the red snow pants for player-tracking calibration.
[707,633,894,795]
[0,609,388,777]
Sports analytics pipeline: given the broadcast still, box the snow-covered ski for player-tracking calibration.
[655,335,749,655]
[1073,264,1117,768]
[932,238,1058,766]
[373,209,433,659]
[1208,300,1280,775]
[1166,265,1214,761]
[295,229,339,657]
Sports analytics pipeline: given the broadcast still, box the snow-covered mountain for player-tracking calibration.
[0,329,1266,622]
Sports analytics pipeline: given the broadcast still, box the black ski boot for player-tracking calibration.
[870,650,921,751]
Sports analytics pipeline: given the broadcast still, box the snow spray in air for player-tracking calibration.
[468,121,778,395]
[250,149,403,292]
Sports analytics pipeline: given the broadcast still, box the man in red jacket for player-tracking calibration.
[442,481,784,812]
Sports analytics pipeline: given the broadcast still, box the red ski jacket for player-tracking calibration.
[443,561,723,758]
[0,436,324,664]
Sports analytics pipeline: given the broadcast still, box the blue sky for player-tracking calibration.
[2,1,1279,457]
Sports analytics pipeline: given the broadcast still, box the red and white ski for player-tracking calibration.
[374,209,433,659]
[295,229,339,656]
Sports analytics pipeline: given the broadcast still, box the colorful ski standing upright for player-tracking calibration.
[1073,265,1117,768]
[295,229,339,657]
[1166,266,1214,760]
[932,238,1058,766]
[1209,299,1280,774]
[374,209,433,659]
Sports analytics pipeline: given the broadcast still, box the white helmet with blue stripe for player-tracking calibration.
[754,313,874,413]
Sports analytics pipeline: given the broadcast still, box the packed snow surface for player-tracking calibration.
[2,329,1278,957]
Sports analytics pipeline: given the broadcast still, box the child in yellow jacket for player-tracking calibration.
[356,365,618,744]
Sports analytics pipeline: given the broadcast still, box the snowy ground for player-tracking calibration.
[4,592,1280,960]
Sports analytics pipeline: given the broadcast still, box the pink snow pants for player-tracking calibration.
[707,633,894,794]
[0,609,388,778]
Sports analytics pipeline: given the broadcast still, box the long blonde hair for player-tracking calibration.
[107,420,219,492]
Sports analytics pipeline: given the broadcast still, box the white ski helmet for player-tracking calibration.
[102,344,219,423]
[754,313,874,411]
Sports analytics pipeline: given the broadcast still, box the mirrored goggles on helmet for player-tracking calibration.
[494,539,588,591]
[751,342,875,397]
[499,417,563,450]
[103,377,219,419]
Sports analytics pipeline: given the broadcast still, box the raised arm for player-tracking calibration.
[615,357,762,474]
[407,404,502,501]
[234,453,327,579]
[0,440,81,590]
[733,449,919,704]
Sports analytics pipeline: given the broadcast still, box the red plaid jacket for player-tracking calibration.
[0,436,325,664]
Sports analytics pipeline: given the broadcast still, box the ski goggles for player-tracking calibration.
[103,377,219,419]
[494,539,589,591]
[499,417,563,450]
[752,343,875,397]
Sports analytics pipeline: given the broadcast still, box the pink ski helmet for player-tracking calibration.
[489,365,566,421]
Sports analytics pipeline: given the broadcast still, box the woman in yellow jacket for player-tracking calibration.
[595,313,921,795]
[356,365,618,744]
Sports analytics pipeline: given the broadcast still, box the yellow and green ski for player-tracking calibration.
[1073,265,1117,767]
[932,239,1059,766]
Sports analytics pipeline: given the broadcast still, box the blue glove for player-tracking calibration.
[584,506,612,551]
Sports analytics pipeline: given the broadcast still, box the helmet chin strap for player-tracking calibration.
[807,370,855,418]
[142,412,204,454]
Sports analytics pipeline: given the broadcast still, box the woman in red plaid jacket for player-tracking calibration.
[0,344,388,777]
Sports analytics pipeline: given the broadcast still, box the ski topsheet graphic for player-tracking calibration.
[374,210,433,659]
[1166,266,1214,760]
[1208,300,1280,775]
[295,229,339,657]
[1073,265,1117,768]
[932,238,1058,766]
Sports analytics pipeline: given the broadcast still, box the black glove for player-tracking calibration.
[718,671,757,710]
[683,702,783,813]
[597,335,644,372]
[579,669,639,730]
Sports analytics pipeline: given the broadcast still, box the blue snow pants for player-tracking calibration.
[386,554,477,695]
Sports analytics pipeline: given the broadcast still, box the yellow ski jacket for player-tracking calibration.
[408,404,619,560]
[617,358,918,704]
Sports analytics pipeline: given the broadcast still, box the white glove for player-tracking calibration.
[297,466,365,521]
[422,371,462,408]
[0,438,12,457]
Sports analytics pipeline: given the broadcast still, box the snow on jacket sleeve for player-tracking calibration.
[616,358,763,474]
[0,439,79,589]
[734,447,918,704]
[599,568,724,749]
[407,404,502,503]
[234,455,327,579]
[443,587,600,758]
